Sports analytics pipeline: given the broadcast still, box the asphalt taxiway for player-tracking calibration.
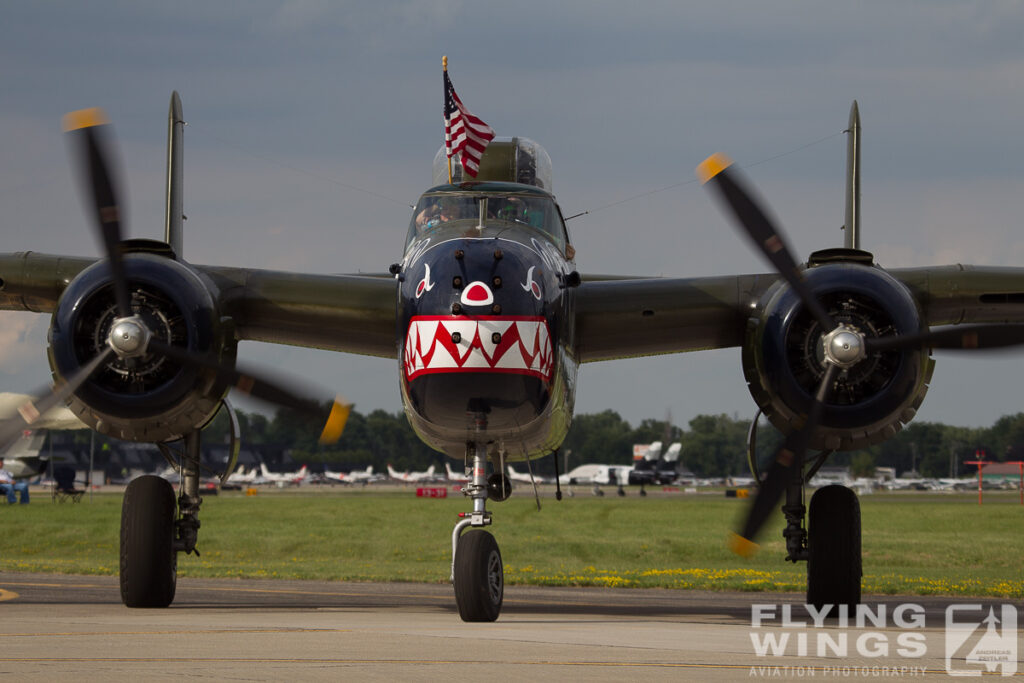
[0,572,1009,680]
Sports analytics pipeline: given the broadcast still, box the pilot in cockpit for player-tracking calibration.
[415,203,442,231]
[415,198,475,232]
[492,196,543,228]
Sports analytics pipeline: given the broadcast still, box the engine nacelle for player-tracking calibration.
[47,250,236,442]
[743,261,934,452]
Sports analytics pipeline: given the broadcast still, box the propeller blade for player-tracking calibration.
[63,108,132,318]
[0,348,114,448]
[698,154,834,332]
[866,324,1024,353]
[146,339,351,441]
[53,106,347,450]
[319,398,352,445]
[730,363,839,556]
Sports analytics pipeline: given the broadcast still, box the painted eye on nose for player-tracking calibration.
[415,264,435,299]
[521,266,542,300]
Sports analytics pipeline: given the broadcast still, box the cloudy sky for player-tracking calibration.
[3,1,1024,434]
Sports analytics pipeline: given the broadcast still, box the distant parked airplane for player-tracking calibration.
[387,463,437,483]
[0,393,91,479]
[224,465,260,486]
[627,442,683,493]
[558,441,684,496]
[445,462,471,483]
[324,464,383,484]
[259,463,309,486]
[505,464,552,485]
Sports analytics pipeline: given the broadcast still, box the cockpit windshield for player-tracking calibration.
[406,190,567,250]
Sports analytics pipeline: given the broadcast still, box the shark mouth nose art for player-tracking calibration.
[404,316,553,381]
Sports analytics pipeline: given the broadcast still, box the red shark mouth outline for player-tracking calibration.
[404,315,554,382]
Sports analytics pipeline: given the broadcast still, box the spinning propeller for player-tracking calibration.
[0,108,350,449]
[697,153,1024,555]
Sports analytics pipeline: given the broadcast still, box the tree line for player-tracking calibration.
[55,405,1024,479]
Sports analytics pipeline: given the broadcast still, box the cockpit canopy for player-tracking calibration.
[406,183,567,250]
[433,137,553,191]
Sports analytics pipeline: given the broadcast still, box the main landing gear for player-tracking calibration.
[451,416,508,622]
[806,484,861,609]
[120,474,177,607]
[120,430,207,608]
[780,459,862,612]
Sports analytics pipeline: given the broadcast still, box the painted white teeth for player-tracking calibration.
[404,316,553,381]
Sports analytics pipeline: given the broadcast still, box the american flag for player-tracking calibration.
[444,70,494,178]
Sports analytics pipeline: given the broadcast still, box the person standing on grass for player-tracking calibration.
[0,458,29,504]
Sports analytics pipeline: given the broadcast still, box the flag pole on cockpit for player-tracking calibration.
[443,56,453,184]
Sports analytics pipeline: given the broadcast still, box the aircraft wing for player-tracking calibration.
[7,253,1024,366]
[0,253,398,359]
[574,265,1024,363]
[200,264,397,358]
[573,272,776,362]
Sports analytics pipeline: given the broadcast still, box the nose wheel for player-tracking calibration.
[453,529,503,622]
[451,416,505,622]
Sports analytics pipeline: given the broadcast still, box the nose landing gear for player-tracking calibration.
[451,416,505,622]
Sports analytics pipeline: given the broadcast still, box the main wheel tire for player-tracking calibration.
[807,484,861,613]
[120,475,177,608]
[453,529,503,622]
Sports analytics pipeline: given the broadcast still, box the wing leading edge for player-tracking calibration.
[6,252,1024,364]
[574,265,1024,363]
[573,273,775,362]
[0,253,398,359]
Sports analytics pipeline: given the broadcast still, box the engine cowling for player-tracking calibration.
[47,250,236,442]
[742,261,934,451]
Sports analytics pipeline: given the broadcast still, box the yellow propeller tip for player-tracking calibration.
[728,532,759,558]
[696,153,733,184]
[62,107,110,132]
[318,397,352,445]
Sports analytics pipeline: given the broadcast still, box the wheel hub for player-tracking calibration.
[487,550,503,601]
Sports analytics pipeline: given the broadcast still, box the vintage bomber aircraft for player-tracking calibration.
[3,94,1024,622]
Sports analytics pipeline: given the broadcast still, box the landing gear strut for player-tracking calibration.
[451,415,504,622]
[120,429,205,608]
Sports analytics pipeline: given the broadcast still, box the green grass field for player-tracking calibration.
[3,488,1022,598]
